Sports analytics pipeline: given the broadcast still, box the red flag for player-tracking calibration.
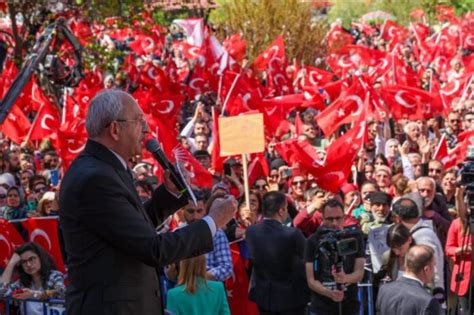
[225,243,259,315]
[433,134,457,169]
[314,113,367,193]
[247,153,269,186]
[21,217,65,272]
[54,117,87,170]
[0,219,25,268]
[1,104,31,144]
[173,145,213,188]
[315,81,365,136]
[253,35,285,71]
[223,34,247,63]
[28,101,61,140]
[327,25,353,51]
[380,85,439,120]
[294,112,304,137]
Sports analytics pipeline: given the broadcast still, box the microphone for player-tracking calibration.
[145,139,190,200]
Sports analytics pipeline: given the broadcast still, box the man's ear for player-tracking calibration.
[109,122,120,141]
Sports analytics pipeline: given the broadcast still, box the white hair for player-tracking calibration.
[85,89,130,138]
[403,121,419,134]
[416,176,436,190]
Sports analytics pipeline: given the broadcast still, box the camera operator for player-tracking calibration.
[305,199,365,315]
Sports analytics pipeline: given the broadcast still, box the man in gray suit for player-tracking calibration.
[376,245,441,315]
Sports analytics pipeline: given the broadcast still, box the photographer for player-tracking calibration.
[305,199,365,315]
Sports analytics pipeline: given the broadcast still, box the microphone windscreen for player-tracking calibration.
[145,139,160,152]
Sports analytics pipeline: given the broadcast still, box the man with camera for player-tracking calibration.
[305,199,365,315]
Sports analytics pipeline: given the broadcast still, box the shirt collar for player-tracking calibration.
[108,149,127,170]
[402,274,424,287]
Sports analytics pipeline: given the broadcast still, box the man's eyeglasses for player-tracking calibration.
[255,184,266,189]
[20,255,38,266]
[106,117,147,128]
[429,168,442,173]
[449,119,460,123]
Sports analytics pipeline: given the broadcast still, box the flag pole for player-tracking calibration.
[241,153,250,211]
[221,74,241,114]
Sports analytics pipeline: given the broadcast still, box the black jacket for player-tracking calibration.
[59,140,213,315]
[246,219,309,312]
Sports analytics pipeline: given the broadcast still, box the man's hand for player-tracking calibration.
[333,269,347,284]
[208,195,238,228]
[162,170,180,195]
[326,288,344,302]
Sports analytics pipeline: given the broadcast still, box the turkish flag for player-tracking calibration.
[223,34,247,63]
[433,134,457,169]
[1,104,31,144]
[54,117,87,170]
[29,101,61,140]
[0,219,25,268]
[315,81,365,136]
[21,217,65,272]
[247,153,269,186]
[253,34,285,71]
[327,25,353,51]
[380,85,439,120]
[225,242,259,315]
[303,66,336,86]
[173,145,213,188]
[314,114,367,192]
[129,34,158,56]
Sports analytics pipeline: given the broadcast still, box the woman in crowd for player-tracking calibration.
[166,255,230,315]
[36,192,59,217]
[0,186,29,220]
[379,223,415,282]
[441,168,458,217]
[446,187,471,315]
[0,242,65,315]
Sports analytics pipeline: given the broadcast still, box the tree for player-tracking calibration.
[209,0,328,65]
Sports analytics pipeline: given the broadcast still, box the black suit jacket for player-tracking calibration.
[376,276,441,315]
[246,219,309,312]
[59,140,213,315]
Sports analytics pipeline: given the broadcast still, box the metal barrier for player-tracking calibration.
[1,297,65,315]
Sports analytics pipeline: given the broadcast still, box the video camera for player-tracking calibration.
[460,145,474,218]
[318,225,359,260]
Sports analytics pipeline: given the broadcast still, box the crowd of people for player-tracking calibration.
[0,3,473,315]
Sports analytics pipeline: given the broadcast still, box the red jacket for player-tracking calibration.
[293,208,359,237]
[445,218,472,296]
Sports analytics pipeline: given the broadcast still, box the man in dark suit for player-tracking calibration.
[376,244,442,315]
[246,191,309,315]
[59,90,236,315]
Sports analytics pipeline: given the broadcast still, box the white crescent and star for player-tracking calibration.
[395,91,416,108]
[30,228,52,250]
[40,114,55,131]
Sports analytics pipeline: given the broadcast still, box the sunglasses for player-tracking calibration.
[255,185,266,189]
[429,168,442,173]
[292,180,306,186]
[34,187,47,193]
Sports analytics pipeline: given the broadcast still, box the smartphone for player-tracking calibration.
[50,169,59,187]
[224,163,232,176]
